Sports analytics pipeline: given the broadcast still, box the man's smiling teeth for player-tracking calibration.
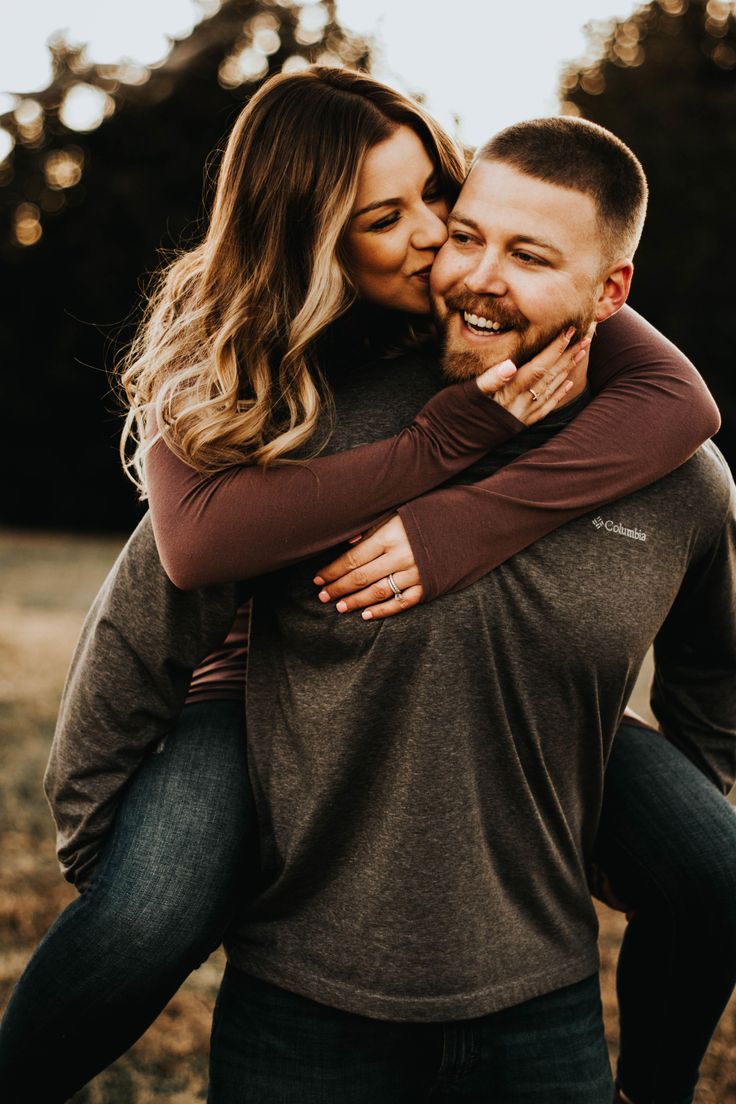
[462,311,506,332]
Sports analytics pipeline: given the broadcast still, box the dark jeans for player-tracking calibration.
[0,713,734,1103]
[208,969,613,1103]
[595,724,736,1104]
[0,700,254,1103]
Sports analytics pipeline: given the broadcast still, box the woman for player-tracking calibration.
[0,68,732,1104]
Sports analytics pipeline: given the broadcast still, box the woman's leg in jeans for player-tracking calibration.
[595,722,736,1104]
[0,699,254,1103]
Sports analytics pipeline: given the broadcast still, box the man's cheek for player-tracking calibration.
[430,251,463,295]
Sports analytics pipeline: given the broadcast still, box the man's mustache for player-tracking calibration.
[441,293,529,331]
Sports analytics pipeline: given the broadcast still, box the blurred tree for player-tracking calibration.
[0,0,369,530]
[560,0,736,470]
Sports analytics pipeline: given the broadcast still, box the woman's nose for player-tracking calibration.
[411,205,448,252]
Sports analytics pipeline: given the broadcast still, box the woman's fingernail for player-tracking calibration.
[498,360,517,379]
[564,380,574,391]
[313,575,325,585]
[336,600,348,613]
[362,610,373,620]
[573,349,587,363]
[565,326,576,340]
[318,590,330,602]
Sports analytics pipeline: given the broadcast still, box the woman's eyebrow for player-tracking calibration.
[352,196,402,219]
[352,171,439,220]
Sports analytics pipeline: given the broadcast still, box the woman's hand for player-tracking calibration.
[476,325,593,426]
[314,514,422,621]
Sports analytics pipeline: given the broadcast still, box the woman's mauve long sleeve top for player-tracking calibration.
[147,372,525,589]
[147,306,720,598]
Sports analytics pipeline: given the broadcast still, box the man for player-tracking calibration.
[43,119,736,1102]
[200,120,735,1102]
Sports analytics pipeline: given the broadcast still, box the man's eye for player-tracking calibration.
[515,252,546,266]
[369,212,400,231]
[450,231,474,245]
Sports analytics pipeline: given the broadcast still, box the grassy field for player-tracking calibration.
[0,529,734,1102]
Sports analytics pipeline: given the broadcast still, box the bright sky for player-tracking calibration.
[0,0,644,143]
[336,0,643,143]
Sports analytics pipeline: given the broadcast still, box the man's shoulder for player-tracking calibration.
[659,439,735,548]
[678,440,734,508]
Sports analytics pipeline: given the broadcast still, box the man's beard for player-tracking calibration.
[436,292,597,382]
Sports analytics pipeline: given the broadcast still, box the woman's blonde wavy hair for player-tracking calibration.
[119,66,466,494]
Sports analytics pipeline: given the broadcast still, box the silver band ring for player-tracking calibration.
[387,573,403,601]
[529,387,540,402]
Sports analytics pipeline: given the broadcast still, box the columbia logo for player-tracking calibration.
[592,517,648,542]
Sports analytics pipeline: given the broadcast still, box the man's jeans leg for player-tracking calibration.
[595,723,736,1104]
[0,700,254,1103]
[209,969,613,1104]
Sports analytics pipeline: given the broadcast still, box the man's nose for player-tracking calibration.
[411,206,448,252]
[464,251,508,297]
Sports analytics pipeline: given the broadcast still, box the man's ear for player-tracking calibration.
[594,260,633,323]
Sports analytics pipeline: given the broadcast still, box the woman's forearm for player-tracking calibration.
[147,378,523,589]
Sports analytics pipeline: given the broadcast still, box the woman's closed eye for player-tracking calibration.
[369,211,401,232]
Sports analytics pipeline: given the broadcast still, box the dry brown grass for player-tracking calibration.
[0,529,734,1103]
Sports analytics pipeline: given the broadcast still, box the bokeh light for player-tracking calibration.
[281,54,311,73]
[711,40,736,65]
[0,127,14,163]
[14,99,43,127]
[14,202,42,246]
[296,3,329,46]
[253,27,281,54]
[14,98,44,144]
[59,83,114,131]
[218,46,270,87]
[44,147,84,190]
[250,12,282,55]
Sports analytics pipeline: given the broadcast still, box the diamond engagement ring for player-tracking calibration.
[387,573,403,601]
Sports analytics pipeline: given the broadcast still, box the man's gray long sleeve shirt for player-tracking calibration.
[44,354,735,1022]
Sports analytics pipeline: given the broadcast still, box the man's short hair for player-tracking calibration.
[476,117,648,268]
